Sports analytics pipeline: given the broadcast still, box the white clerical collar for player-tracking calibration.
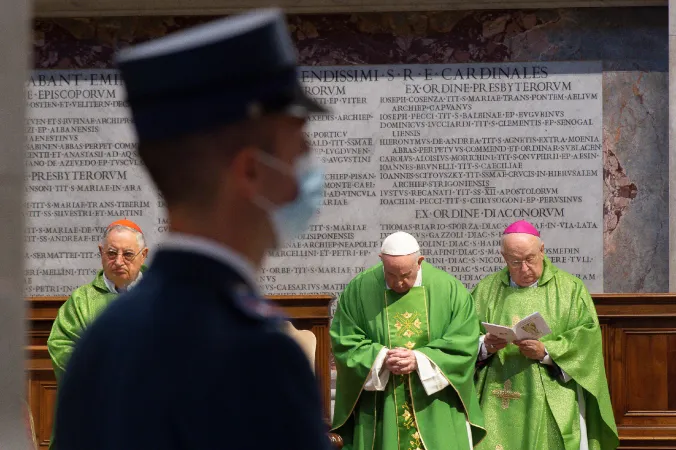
[385,266,422,290]
[509,277,538,289]
[103,271,143,294]
[158,232,260,295]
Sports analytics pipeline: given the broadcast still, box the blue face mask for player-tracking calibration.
[254,151,324,247]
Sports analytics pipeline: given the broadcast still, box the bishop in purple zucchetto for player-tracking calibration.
[503,220,540,237]
[471,219,618,449]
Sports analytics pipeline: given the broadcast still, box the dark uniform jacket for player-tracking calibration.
[54,248,330,450]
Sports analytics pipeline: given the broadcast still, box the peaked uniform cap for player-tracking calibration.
[115,9,326,142]
[380,231,420,256]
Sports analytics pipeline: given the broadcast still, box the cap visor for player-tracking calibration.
[285,87,328,118]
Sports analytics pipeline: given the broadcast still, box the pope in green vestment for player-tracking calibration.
[331,232,486,450]
[472,220,618,450]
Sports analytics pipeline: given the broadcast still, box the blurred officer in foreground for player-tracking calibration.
[54,9,330,450]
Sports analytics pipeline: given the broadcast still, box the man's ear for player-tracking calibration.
[227,147,261,200]
[417,256,425,266]
[142,248,149,258]
[98,244,103,255]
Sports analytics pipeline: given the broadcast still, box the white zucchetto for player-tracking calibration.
[380,231,420,256]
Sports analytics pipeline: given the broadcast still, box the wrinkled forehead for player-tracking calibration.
[381,254,418,274]
[103,229,141,250]
[502,233,541,255]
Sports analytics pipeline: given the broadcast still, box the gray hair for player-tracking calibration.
[101,224,146,249]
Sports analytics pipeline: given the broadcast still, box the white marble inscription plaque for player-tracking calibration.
[24,70,162,296]
[24,62,603,298]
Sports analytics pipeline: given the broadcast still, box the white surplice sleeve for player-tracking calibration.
[477,335,490,361]
[539,348,572,382]
[364,347,390,391]
[364,348,450,395]
[413,350,450,395]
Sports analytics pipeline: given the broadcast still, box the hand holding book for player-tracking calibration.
[481,312,552,344]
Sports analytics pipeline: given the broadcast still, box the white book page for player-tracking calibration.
[481,322,518,342]
[514,312,552,340]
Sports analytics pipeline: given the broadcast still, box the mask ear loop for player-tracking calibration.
[252,150,320,211]
[257,150,318,176]
[255,150,296,177]
[251,194,277,212]
[251,151,297,213]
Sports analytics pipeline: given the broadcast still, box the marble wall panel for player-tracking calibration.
[32,6,668,292]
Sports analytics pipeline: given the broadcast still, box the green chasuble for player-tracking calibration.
[48,267,146,383]
[472,258,618,450]
[331,261,486,450]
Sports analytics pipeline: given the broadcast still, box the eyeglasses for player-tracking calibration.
[505,254,540,268]
[103,248,144,263]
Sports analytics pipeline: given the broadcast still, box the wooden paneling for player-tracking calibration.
[26,293,676,448]
[594,294,676,449]
[26,294,334,446]
[27,343,57,449]
[268,295,333,422]
[28,371,57,449]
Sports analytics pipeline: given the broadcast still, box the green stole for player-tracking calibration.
[385,286,429,450]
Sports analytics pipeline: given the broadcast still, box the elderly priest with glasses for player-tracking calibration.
[472,220,618,450]
[48,218,148,384]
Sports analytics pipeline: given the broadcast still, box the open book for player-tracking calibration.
[481,312,551,343]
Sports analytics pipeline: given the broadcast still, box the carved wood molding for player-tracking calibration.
[33,0,666,18]
[592,293,676,318]
[26,294,333,316]
[29,293,676,314]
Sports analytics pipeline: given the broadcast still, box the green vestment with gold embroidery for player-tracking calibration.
[472,258,618,450]
[331,261,486,450]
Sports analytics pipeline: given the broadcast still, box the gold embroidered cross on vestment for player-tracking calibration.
[491,379,521,409]
[393,311,423,341]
